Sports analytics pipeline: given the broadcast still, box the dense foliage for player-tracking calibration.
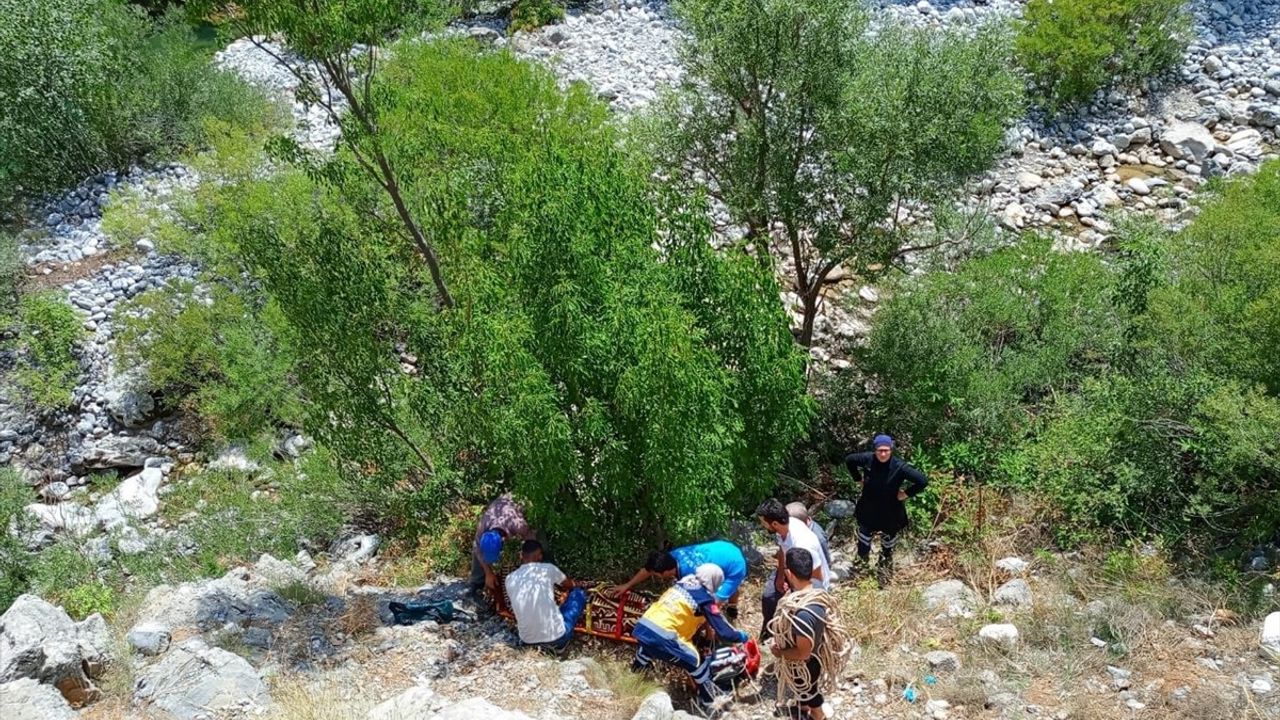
[509,0,564,33]
[1016,0,1192,110]
[0,0,275,198]
[648,0,1023,346]
[138,41,810,572]
[9,293,85,411]
[840,164,1280,549]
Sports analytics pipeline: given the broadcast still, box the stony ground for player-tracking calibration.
[5,1,1280,719]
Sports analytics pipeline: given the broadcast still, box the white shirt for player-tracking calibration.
[779,517,831,589]
[504,562,568,644]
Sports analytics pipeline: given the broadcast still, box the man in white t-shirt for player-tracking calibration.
[504,540,586,651]
[756,498,830,640]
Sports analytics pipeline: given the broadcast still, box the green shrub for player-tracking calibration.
[115,283,304,440]
[1016,0,1191,110]
[0,0,278,197]
[11,293,84,411]
[0,233,19,325]
[509,0,563,33]
[849,237,1124,472]
[0,469,35,613]
[162,446,351,574]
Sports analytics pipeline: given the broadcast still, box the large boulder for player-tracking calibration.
[94,467,164,530]
[133,638,269,720]
[100,366,156,428]
[1160,122,1218,164]
[0,595,110,704]
[1262,611,1280,662]
[24,503,96,536]
[923,580,980,619]
[70,434,161,473]
[0,678,78,720]
[135,565,296,634]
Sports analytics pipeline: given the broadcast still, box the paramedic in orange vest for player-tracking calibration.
[631,564,750,715]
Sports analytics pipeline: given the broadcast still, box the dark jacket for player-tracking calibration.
[845,452,929,533]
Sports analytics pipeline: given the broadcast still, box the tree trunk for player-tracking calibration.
[797,282,819,348]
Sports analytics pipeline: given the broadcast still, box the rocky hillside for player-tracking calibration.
[3,1,1280,719]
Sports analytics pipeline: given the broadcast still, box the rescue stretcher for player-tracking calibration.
[492,579,652,643]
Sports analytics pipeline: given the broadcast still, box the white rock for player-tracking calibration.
[94,467,163,530]
[23,503,96,535]
[1093,186,1123,208]
[1160,122,1218,165]
[632,690,674,720]
[0,678,78,720]
[978,623,1019,649]
[0,595,111,703]
[1251,677,1272,695]
[126,621,172,656]
[924,580,980,619]
[858,286,880,304]
[995,557,1028,575]
[1016,171,1044,192]
[134,638,269,720]
[1227,128,1264,159]
[993,579,1033,607]
[367,684,440,720]
[1261,611,1280,662]
[1126,178,1152,196]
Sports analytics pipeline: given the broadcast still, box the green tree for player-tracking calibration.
[647,0,1022,346]
[171,41,812,570]
[1016,0,1191,110]
[191,0,458,307]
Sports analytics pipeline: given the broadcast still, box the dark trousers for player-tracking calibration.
[856,525,899,562]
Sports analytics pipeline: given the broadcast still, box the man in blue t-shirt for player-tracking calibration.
[608,539,748,608]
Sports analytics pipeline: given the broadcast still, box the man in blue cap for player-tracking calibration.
[845,434,928,569]
[471,493,538,601]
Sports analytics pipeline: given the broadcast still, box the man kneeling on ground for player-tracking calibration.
[505,540,586,652]
[632,564,749,716]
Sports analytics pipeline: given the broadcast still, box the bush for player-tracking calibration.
[849,237,1123,472]
[1016,0,1191,110]
[161,445,352,576]
[0,0,278,197]
[0,233,19,325]
[509,0,563,33]
[845,163,1280,551]
[115,282,304,440]
[10,293,85,411]
[0,469,35,613]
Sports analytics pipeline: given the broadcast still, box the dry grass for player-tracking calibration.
[262,676,380,720]
[584,657,663,717]
[338,593,381,639]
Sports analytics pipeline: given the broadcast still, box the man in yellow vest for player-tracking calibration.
[631,564,750,716]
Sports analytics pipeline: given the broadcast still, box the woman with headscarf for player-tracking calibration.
[631,563,750,715]
[845,434,929,569]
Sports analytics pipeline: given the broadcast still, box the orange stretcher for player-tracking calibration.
[493,579,653,644]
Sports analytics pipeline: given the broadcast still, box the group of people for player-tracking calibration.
[468,435,927,719]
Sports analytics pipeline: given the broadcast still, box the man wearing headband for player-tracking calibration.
[845,434,928,570]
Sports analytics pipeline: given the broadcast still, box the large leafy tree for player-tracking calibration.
[185,41,811,570]
[649,0,1023,346]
